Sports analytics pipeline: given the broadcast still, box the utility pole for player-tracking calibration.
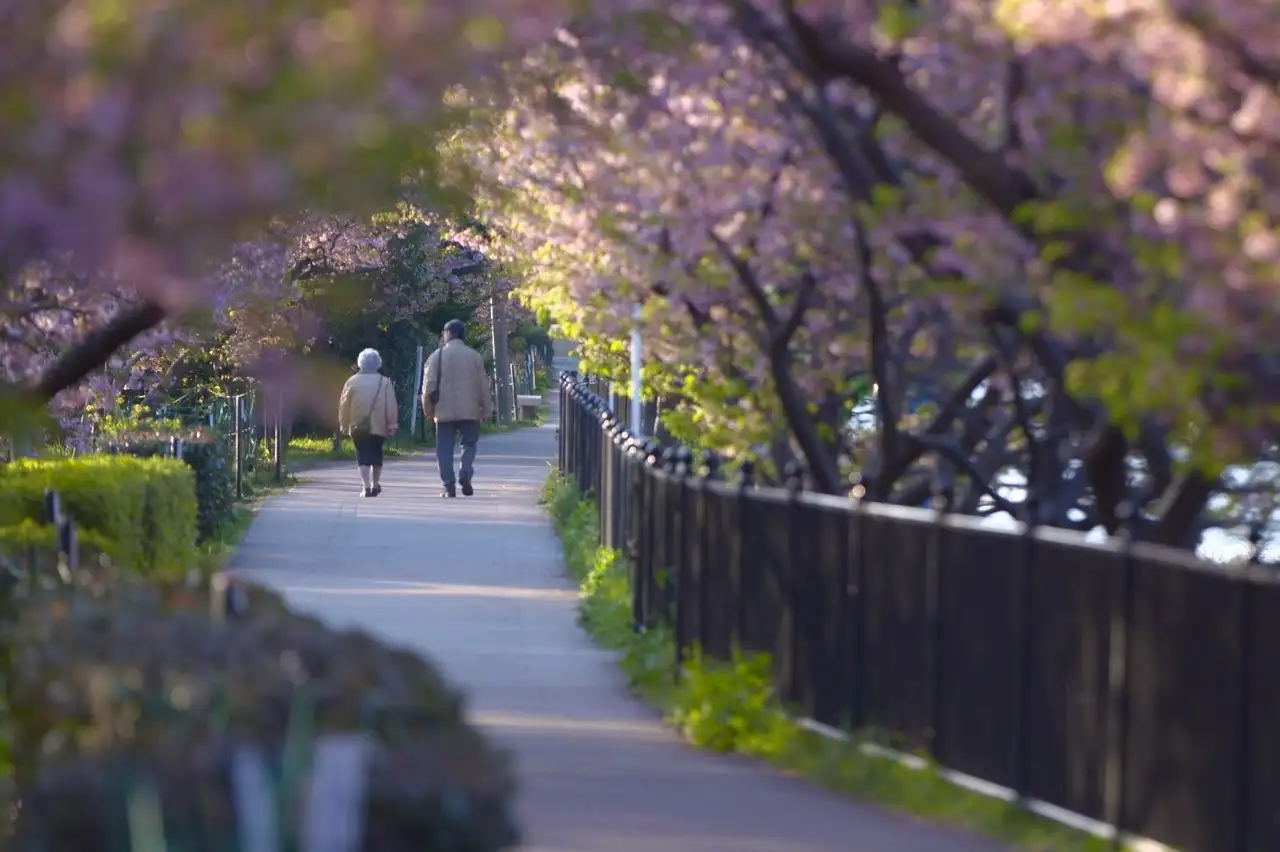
[409,344,425,438]
[630,302,643,437]
[490,291,513,425]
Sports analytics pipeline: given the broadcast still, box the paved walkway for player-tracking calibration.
[236,392,1006,852]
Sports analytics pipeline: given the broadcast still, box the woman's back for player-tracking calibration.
[341,372,396,435]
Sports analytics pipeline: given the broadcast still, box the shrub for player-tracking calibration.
[103,432,235,542]
[14,733,518,852]
[0,456,198,575]
[2,577,519,851]
[669,649,797,759]
[539,469,673,700]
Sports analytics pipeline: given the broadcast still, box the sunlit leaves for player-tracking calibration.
[0,387,55,444]
[875,2,925,42]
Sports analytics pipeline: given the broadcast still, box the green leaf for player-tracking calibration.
[0,386,55,444]
[877,2,923,40]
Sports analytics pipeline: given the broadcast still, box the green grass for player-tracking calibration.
[540,469,1126,852]
[284,434,430,466]
[482,413,546,435]
[286,400,547,467]
[195,461,300,574]
[197,504,257,574]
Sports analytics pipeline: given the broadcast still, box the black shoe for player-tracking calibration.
[371,485,382,496]
[441,484,457,498]
[459,477,473,497]
[360,487,373,498]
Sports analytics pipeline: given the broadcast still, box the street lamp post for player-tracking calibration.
[630,303,643,437]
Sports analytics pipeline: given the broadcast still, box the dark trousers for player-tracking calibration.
[353,433,385,467]
[436,420,480,486]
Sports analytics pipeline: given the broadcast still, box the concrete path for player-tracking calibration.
[235,393,1007,852]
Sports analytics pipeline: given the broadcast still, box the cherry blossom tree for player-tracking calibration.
[730,0,1279,546]
[476,0,1278,554]
[468,13,888,479]
[0,0,567,428]
[0,258,191,425]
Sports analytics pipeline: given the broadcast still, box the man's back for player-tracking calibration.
[423,339,492,423]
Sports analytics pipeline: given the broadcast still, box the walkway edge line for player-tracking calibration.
[795,718,1178,852]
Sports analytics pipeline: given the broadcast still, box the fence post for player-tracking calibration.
[781,460,805,704]
[661,446,679,629]
[1232,572,1254,852]
[700,451,720,655]
[923,474,949,760]
[1011,517,1037,800]
[732,460,754,649]
[563,379,574,479]
[673,446,693,681]
[233,394,244,501]
[576,380,586,490]
[56,514,77,575]
[556,374,565,473]
[626,436,646,633]
[599,410,614,548]
[847,482,868,731]
[579,389,593,496]
[273,391,283,483]
[611,424,627,553]
[638,440,663,630]
[586,392,600,497]
[41,490,60,584]
[1103,514,1136,848]
[592,397,605,509]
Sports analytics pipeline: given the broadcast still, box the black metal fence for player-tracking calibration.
[558,371,1279,852]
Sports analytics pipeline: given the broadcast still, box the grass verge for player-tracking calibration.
[539,469,1117,852]
[286,405,546,467]
[284,434,431,466]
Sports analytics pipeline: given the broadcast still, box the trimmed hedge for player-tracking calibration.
[0,456,198,576]
[0,519,118,569]
[103,433,235,542]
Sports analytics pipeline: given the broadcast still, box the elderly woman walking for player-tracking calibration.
[338,348,399,497]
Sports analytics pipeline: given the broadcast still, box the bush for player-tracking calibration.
[669,649,797,759]
[0,456,199,576]
[539,470,672,699]
[103,432,235,542]
[1,575,519,851]
[14,734,518,852]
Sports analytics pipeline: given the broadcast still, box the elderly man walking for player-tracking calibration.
[421,318,494,498]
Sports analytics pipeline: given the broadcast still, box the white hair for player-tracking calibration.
[356,348,382,371]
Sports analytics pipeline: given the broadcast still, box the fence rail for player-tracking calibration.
[558,370,1279,852]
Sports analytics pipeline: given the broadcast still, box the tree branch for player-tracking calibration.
[33,300,167,402]
[988,325,1040,518]
[781,9,1042,223]
[707,229,841,493]
[877,354,999,491]
[914,432,1023,516]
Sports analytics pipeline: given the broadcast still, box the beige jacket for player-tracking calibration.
[339,371,399,437]
[421,340,493,423]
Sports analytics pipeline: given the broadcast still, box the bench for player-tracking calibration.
[516,394,543,420]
